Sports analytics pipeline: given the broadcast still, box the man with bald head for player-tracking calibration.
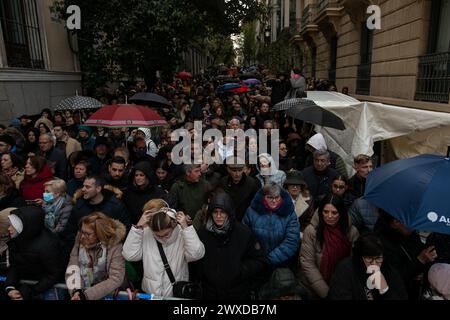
[39,133,67,179]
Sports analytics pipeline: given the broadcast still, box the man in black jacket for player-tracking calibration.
[2,206,63,300]
[219,158,260,221]
[38,133,67,179]
[348,154,373,198]
[104,156,129,192]
[61,175,130,260]
[302,150,339,199]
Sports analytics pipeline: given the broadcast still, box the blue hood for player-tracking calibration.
[249,188,294,217]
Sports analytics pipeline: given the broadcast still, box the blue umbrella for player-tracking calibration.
[364,154,450,234]
[216,83,241,93]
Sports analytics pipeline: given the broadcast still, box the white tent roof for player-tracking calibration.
[304,91,450,175]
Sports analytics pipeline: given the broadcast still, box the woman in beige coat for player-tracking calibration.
[299,194,359,299]
[65,212,126,300]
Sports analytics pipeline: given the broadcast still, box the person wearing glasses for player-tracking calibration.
[299,194,359,299]
[328,233,407,300]
[65,212,126,300]
[283,170,312,233]
[242,182,300,269]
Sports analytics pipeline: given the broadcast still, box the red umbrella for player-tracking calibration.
[84,104,167,128]
[229,85,249,93]
[176,70,193,79]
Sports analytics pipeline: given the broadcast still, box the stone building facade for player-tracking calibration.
[0,0,81,124]
[262,0,450,112]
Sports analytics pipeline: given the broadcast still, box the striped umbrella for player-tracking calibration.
[272,98,316,111]
[55,95,102,111]
[84,104,167,128]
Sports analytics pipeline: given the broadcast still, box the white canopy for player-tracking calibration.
[305,91,450,175]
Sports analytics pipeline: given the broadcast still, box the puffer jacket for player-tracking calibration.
[122,224,205,297]
[4,206,63,300]
[66,219,126,300]
[242,188,300,266]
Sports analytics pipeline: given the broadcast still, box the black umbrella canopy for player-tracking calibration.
[129,92,171,108]
[285,100,346,130]
[272,98,317,112]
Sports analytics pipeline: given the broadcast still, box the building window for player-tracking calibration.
[311,45,317,78]
[356,24,373,95]
[329,36,338,83]
[415,0,450,103]
[0,0,45,69]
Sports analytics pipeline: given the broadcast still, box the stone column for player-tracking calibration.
[284,0,290,29]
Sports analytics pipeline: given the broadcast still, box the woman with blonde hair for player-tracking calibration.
[122,199,205,297]
[39,179,73,234]
[65,212,126,300]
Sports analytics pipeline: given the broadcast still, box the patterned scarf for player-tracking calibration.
[78,243,108,288]
[319,225,351,284]
[43,196,66,231]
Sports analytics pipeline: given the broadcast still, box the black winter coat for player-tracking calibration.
[123,183,168,224]
[61,189,130,259]
[374,219,427,299]
[4,206,63,300]
[219,174,260,221]
[196,222,268,300]
[302,166,339,199]
[40,147,67,179]
[328,257,408,300]
[0,189,26,211]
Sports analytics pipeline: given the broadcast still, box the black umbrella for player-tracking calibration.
[285,99,346,130]
[272,98,316,111]
[54,95,102,111]
[129,92,171,108]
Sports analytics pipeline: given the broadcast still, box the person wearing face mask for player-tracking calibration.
[65,212,126,300]
[130,137,155,168]
[328,233,407,300]
[122,199,205,297]
[40,179,73,235]
[1,206,62,300]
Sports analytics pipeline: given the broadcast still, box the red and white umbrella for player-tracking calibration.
[84,104,167,128]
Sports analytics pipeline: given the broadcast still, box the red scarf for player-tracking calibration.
[319,225,351,284]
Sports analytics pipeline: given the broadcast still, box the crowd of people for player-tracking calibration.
[0,67,449,301]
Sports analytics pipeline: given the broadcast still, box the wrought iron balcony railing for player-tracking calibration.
[415,51,450,103]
